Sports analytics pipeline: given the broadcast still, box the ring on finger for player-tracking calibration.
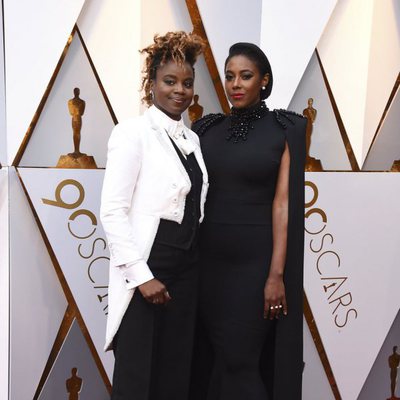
[278,304,283,309]
[274,305,280,309]
[269,306,274,310]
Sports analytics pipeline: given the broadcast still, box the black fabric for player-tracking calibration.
[154,138,203,249]
[112,244,199,400]
[190,109,306,400]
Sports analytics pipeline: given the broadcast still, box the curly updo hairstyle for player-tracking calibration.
[140,31,206,106]
[224,42,273,100]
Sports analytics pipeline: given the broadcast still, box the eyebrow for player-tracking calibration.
[225,69,254,74]
[162,74,194,82]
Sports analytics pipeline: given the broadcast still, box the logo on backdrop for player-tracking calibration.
[66,367,82,400]
[42,178,109,315]
[304,180,358,328]
[56,88,97,169]
[388,346,400,400]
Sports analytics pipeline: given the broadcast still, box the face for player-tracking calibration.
[225,55,269,109]
[151,60,194,120]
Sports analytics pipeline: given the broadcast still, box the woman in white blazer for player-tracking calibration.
[100,32,207,400]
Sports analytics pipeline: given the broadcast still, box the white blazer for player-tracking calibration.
[100,106,208,351]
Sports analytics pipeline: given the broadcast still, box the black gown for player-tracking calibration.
[191,104,306,400]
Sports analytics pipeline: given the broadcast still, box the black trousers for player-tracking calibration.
[111,242,199,400]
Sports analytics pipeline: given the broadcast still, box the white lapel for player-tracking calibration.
[145,108,191,185]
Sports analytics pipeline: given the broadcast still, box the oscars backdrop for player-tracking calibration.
[1,1,400,399]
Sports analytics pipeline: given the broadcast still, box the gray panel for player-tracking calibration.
[0,168,9,400]
[9,167,67,400]
[38,319,109,400]
[197,0,262,83]
[362,84,400,171]
[0,1,6,165]
[19,32,114,168]
[289,52,351,171]
[358,309,400,400]
[303,318,335,400]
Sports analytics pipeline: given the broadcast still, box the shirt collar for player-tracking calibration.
[146,104,185,136]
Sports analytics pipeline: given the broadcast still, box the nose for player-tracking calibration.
[174,82,185,93]
[232,76,241,89]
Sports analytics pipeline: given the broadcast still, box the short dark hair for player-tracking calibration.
[224,42,273,100]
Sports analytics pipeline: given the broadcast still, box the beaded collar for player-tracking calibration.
[226,101,269,142]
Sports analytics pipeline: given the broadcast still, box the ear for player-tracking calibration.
[262,73,269,88]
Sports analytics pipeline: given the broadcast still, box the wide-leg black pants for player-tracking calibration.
[111,242,199,400]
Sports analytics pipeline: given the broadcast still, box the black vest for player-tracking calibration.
[154,137,203,249]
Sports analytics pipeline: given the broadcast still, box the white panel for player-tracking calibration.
[0,3,6,166]
[363,0,400,163]
[289,52,351,170]
[4,0,85,165]
[18,168,114,380]
[303,318,335,400]
[0,168,9,400]
[38,320,109,400]
[19,33,115,168]
[304,172,400,400]
[363,85,400,171]
[77,0,142,119]
[261,0,337,109]
[358,310,400,399]
[197,0,262,89]
[317,0,374,167]
[140,0,222,120]
[9,167,67,400]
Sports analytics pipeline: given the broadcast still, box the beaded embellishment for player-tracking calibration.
[273,109,306,129]
[192,113,226,136]
[226,101,269,142]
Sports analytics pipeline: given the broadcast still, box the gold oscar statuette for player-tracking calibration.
[66,367,83,400]
[303,98,323,172]
[387,346,400,400]
[188,94,204,123]
[56,87,97,169]
[391,160,400,172]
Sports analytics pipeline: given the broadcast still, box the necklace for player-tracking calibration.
[226,101,269,142]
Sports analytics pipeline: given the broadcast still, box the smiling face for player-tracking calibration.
[151,60,194,120]
[225,55,269,109]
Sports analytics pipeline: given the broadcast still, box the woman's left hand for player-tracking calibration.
[264,275,287,319]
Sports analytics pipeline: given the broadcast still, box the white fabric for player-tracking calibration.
[100,105,208,351]
[150,105,196,157]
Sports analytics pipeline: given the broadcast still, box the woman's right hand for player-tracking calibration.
[138,279,172,305]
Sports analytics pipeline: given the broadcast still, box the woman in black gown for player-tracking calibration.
[191,43,306,400]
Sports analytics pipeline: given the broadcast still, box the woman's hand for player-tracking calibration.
[264,275,287,319]
[138,279,172,305]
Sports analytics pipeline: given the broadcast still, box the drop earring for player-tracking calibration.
[262,86,266,90]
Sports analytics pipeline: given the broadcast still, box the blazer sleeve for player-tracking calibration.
[100,121,154,288]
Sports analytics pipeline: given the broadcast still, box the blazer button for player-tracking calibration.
[173,211,178,216]
[172,183,177,189]
[173,198,178,203]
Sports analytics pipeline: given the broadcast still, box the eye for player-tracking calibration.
[242,73,253,80]
[184,80,194,88]
[164,79,175,86]
[225,74,234,81]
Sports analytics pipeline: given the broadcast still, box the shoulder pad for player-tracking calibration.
[191,113,226,136]
[273,109,306,129]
